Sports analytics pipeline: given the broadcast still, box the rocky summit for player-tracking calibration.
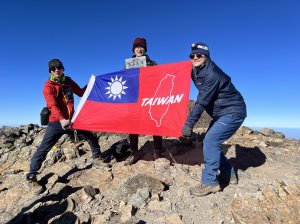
[0,124,299,224]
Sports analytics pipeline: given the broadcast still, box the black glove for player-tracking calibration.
[181,125,192,137]
[180,125,193,145]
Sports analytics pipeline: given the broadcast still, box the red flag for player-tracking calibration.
[72,61,192,137]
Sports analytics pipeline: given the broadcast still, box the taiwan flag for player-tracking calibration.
[71,61,192,137]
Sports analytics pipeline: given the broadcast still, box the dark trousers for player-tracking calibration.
[28,122,101,176]
[129,134,162,151]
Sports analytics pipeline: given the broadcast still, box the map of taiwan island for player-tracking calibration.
[146,74,179,127]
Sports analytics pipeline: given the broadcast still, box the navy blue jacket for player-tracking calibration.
[186,59,247,128]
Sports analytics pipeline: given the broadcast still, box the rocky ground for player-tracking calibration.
[0,124,299,224]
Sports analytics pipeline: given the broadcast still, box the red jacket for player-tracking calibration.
[43,77,86,122]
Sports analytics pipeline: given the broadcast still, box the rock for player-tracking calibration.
[0,125,299,224]
[154,157,171,173]
[84,185,97,197]
[237,126,254,135]
[96,210,114,222]
[273,132,285,138]
[151,193,161,201]
[118,173,165,202]
[229,184,300,224]
[230,197,270,224]
[75,168,113,191]
[120,204,134,222]
[20,124,33,134]
[260,128,275,136]
[128,187,150,208]
[42,148,65,168]
[75,212,90,223]
[63,145,80,160]
[147,200,172,212]
[48,211,79,224]
[165,213,183,224]
[259,141,270,147]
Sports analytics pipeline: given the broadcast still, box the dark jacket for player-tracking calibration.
[43,76,86,122]
[186,59,247,128]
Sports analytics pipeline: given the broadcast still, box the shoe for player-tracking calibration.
[189,184,221,197]
[179,136,192,145]
[124,150,142,165]
[93,157,112,171]
[26,173,37,182]
[26,174,45,195]
[218,174,238,185]
[153,150,161,160]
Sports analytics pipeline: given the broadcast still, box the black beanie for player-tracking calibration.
[48,59,64,72]
[132,37,147,52]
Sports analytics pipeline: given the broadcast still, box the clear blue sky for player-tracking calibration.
[1,0,299,129]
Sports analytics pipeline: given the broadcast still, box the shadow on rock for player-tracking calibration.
[8,185,82,224]
[228,145,266,171]
[130,138,204,166]
[58,164,92,184]
[47,211,78,224]
[39,172,54,186]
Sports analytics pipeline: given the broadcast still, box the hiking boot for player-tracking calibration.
[124,150,142,166]
[153,149,161,160]
[189,184,221,197]
[218,174,238,185]
[26,174,45,195]
[93,157,112,171]
[179,136,192,145]
[26,173,37,182]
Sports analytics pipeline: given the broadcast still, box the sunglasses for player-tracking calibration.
[189,53,205,59]
[50,65,64,72]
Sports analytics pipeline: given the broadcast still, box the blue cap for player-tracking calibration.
[191,42,210,57]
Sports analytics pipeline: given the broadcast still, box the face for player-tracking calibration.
[189,53,207,68]
[50,66,64,77]
[134,46,145,57]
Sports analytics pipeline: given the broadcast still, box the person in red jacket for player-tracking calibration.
[26,59,110,193]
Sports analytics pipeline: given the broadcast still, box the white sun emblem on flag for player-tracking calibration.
[105,75,128,100]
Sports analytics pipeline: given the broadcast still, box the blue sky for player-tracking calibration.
[1,0,299,130]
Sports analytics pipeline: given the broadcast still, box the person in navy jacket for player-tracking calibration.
[181,42,247,197]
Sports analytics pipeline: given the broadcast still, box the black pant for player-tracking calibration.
[129,134,162,151]
[28,122,101,176]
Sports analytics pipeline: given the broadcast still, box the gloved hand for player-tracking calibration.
[181,125,192,137]
[179,125,193,145]
[60,119,71,130]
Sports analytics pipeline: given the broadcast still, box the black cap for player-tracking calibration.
[48,59,64,72]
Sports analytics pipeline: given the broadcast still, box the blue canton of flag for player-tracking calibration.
[88,68,139,103]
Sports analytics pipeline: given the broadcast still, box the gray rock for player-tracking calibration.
[84,185,97,197]
[129,191,147,208]
[118,173,165,202]
[0,124,299,224]
[154,157,171,173]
